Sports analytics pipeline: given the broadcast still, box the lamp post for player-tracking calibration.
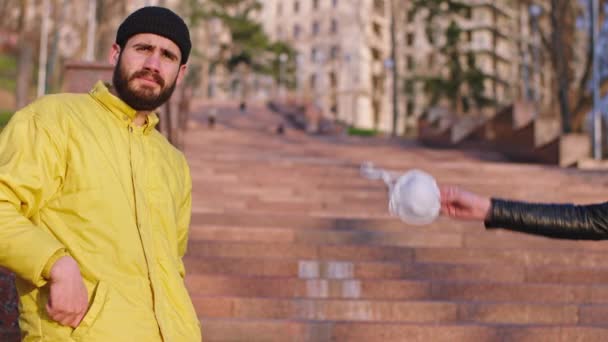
[315,50,325,112]
[279,52,288,100]
[529,3,542,108]
[390,0,399,136]
[295,53,304,102]
[592,0,602,159]
[343,52,352,124]
[85,0,97,62]
[37,0,50,97]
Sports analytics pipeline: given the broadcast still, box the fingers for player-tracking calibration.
[46,274,89,328]
[439,185,457,202]
[439,185,472,219]
[46,302,85,328]
[439,185,455,216]
[440,201,459,217]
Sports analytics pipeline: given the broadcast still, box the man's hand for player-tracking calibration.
[440,185,491,221]
[46,256,89,328]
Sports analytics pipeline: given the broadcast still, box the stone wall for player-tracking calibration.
[62,61,113,93]
[0,269,19,341]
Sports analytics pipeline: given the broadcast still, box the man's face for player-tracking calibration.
[109,33,187,111]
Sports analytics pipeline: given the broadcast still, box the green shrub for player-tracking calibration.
[0,54,17,92]
[347,126,378,137]
[0,110,14,127]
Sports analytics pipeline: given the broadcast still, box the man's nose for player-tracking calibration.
[143,53,161,73]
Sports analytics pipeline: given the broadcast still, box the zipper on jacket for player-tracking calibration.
[126,124,164,339]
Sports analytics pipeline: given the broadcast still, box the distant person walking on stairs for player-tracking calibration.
[208,107,217,129]
[0,6,200,341]
[441,185,608,239]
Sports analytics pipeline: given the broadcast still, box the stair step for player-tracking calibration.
[188,225,463,248]
[185,274,608,304]
[199,318,608,342]
[184,257,527,282]
[193,296,580,325]
[189,222,608,251]
[186,240,608,267]
[185,274,430,300]
[190,213,608,250]
[187,241,415,262]
[199,320,498,342]
[414,246,608,268]
[195,297,459,323]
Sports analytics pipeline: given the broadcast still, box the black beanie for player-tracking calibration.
[116,6,191,64]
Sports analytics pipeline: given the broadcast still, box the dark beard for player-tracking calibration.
[112,55,177,111]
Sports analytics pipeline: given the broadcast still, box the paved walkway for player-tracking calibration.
[184,103,608,341]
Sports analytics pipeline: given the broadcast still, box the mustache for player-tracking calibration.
[130,70,165,87]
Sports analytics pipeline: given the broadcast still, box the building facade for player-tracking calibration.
[259,0,573,135]
[395,0,587,134]
[260,0,394,132]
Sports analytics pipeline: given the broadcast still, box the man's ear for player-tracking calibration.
[109,44,121,66]
[175,64,188,86]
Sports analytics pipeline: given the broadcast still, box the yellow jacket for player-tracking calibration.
[0,82,201,341]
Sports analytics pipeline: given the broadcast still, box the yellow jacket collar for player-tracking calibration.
[90,81,160,134]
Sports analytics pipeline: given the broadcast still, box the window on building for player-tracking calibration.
[373,76,383,90]
[294,24,301,39]
[461,98,470,113]
[407,9,415,22]
[331,19,338,34]
[313,0,320,10]
[294,1,300,13]
[329,72,337,88]
[312,21,320,35]
[464,7,472,19]
[406,33,414,45]
[372,22,382,39]
[310,74,317,89]
[311,47,318,62]
[277,3,282,15]
[371,48,381,61]
[332,0,338,8]
[373,0,385,14]
[330,45,340,60]
[331,102,338,115]
[404,80,414,95]
[407,55,414,70]
[428,54,435,68]
[407,100,415,115]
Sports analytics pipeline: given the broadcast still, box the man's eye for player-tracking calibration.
[163,52,177,60]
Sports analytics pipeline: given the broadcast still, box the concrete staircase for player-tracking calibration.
[184,103,608,341]
[418,102,591,167]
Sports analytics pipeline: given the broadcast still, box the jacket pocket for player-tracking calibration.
[71,280,109,341]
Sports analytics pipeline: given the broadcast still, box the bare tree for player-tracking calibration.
[570,0,608,131]
[15,0,34,109]
[537,0,608,132]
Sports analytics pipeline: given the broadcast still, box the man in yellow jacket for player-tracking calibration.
[0,6,201,341]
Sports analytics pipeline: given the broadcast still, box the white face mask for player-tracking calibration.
[361,163,440,225]
[388,169,440,225]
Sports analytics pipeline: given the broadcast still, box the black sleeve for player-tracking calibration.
[484,198,608,240]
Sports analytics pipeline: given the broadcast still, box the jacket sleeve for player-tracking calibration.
[0,110,67,287]
[176,156,192,279]
[484,198,608,240]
